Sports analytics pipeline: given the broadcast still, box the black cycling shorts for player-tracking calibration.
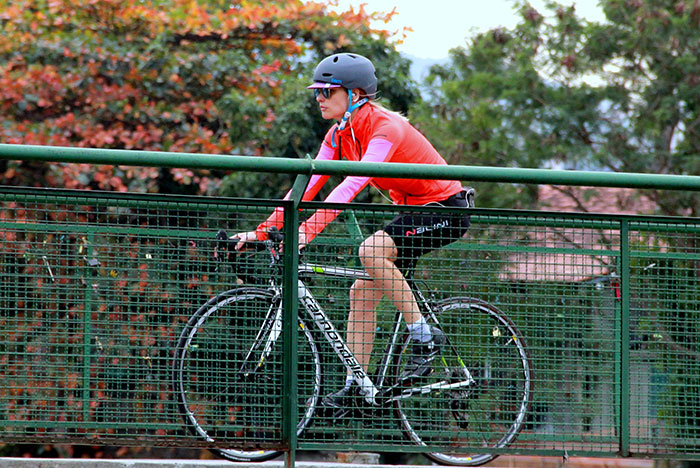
[384,191,470,277]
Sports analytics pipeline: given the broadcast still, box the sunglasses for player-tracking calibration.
[313,88,338,99]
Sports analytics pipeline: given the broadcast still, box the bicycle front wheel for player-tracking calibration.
[173,287,321,462]
[394,297,532,466]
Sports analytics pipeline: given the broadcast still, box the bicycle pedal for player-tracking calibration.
[314,399,353,420]
[320,405,353,420]
[449,393,473,429]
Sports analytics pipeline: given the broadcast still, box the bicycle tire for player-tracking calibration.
[393,297,532,466]
[173,287,322,462]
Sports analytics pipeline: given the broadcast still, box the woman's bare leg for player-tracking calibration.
[358,230,421,323]
[347,279,383,371]
[346,230,421,372]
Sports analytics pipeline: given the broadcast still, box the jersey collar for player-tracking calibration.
[334,103,372,138]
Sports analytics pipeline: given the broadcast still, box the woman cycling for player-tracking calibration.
[235,52,470,409]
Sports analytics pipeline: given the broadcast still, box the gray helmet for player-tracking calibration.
[311,53,377,97]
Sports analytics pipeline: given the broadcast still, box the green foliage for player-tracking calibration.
[411,0,700,215]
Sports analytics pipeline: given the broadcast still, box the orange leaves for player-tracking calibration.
[47,0,64,13]
[1,0,395,195]
[0,61,80,115]
[256,60,283,76]
[86,129,116,148]
[252,59,283,87]
[183,0,211,31]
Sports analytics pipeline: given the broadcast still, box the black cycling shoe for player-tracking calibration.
[400,327,446,380]
[320,385,354,410]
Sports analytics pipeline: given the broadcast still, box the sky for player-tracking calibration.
[332,0,606,59]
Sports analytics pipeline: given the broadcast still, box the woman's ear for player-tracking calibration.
[352,91,360,102]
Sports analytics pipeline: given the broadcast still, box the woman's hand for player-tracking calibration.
[298,231,308,251]
[232,229,307,252]
[231,231,258,251]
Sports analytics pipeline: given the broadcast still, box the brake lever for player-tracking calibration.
[268,226,283,243]
[266,227,283,265]
[214,230,238,263]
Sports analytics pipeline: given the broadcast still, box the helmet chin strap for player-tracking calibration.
[331,89,368,148]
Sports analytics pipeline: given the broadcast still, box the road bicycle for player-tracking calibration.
[172,226,532,466]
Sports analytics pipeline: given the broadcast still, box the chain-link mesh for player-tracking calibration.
[628,221,700,455]
[1,188,700,461]
[0,189,287,451]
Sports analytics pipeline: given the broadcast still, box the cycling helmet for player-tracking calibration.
[307,53,378,97]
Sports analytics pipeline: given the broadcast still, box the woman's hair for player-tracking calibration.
[369,100,409,122]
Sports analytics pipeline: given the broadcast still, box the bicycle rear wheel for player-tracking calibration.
[393,297,532,466]
[173,287,321,462]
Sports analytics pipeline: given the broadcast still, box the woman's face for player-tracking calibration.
[316,87,349,121]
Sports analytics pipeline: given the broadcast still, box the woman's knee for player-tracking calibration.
[358,230,397,264]
[351,278,371,291]
[350,279,376,299]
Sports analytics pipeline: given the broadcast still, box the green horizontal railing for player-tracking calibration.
[2,143,700,190]
[0,144,699,465]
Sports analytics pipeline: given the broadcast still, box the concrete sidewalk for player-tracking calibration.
[0,457,659,468]
[0,460,409,468]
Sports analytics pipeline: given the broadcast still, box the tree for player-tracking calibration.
[409,0,700,446]
[410,0,700,215]
[0,0,417,197]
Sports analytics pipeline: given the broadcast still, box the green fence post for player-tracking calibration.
[82,230,95,423]
[281,174,310,468]
[619,219,631,457]
[613,272,622,452]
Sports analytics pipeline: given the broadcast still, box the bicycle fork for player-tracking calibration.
[239,296,283,377]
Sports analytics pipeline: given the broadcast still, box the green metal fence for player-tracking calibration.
[1,144,700,463]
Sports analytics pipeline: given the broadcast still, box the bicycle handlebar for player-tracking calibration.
[214,227,283,266]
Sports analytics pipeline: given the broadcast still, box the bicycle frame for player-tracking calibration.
[247,261,476,406]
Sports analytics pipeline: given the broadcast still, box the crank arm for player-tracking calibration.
[383,378,476,403]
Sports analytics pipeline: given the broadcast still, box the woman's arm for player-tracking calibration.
[299,138,394,243]
[254,143,336,240]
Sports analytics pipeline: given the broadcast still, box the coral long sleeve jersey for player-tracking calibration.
[256,104,462,242]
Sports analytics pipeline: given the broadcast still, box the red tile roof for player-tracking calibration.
[538,185,657,215]
[500,186,658,282]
